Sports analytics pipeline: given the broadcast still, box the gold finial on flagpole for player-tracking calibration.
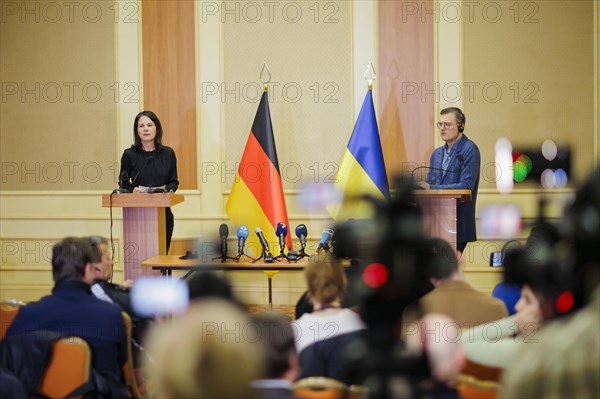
[260,63,272,92]
[364,61,376,91]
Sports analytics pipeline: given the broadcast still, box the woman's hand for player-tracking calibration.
[133,187,141,193]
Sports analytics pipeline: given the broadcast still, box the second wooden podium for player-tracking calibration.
[413,189,471,249]
[102,193,184,280]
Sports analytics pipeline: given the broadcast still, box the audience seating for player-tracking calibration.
[456,377,499,399]
[293,377,348,399]
[121,311,145,399]
[0,303,21,340]
[456,360,501,399]
[456,360,502,399]
[348,384,369,399]
[36,337,92,399]
[460,359,502,382]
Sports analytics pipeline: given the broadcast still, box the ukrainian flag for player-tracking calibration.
[327,88,390,220]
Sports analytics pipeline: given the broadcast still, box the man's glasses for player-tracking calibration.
[436,122,459,129]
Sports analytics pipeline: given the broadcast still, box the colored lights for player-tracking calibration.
[362,263,389,288]
[555,290,575,314]
[513,154,532,182]
[509,141,570,188]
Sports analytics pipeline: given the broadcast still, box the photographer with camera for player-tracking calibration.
[501,168,600,398]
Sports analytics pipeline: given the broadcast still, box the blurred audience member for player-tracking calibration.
[293,253,366,384]
[251,312,298,399]
[491,282,521,315]
[502,168,600,398]
[86,235,151,365]
[186,270,233,301]
[459,284,544,368]
[5,237,127,391]
[143,298,262,399]
[405,313,464,398]
[415,238,508,326]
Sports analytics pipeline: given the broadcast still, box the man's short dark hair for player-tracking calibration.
[251,312,296,379]
[440,107,466,128]
[83,236,108,263]
[52,237,95,282]
[427,238,459,280]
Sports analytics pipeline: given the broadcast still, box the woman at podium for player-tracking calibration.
[119,110,179,251]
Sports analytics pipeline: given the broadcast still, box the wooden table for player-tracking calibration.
[141,255,307,309]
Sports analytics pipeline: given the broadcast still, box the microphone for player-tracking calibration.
[457,154,464,171]
[130,156,154,186]
[112,171,131,194]
[295,224,308,251]
[219,224,229,259]
[255,227,271,255]
[237,225,249,257]
[275,223,288,255]
[317,228,334,252]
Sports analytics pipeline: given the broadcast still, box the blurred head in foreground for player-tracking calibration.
[405,313,466,385]
[143,298,262,399]
[305,253,347,309]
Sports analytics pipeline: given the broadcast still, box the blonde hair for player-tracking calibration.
[304,253,346,306]
[143,299,262,398]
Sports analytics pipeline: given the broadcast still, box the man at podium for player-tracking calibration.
[418,107,480,253]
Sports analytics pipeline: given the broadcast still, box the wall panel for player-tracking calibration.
[378,0,435,181]
[141,0,197,189]
[463,1,595,188]
[1,0,117,191]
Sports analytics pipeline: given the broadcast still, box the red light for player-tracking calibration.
[511,151,523,163]
[362,263,389,288]
[555,290,574,314]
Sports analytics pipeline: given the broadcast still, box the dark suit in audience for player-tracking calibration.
[5,238,127,380]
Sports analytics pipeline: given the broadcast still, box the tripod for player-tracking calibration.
[253,249,274,263]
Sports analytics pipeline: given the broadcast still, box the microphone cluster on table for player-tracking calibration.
[215,223,334,263]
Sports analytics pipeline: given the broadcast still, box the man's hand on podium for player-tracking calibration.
[416,181,430,190]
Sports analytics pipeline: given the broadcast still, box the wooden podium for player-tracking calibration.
[102,193,184,280]
[413,190,471,249]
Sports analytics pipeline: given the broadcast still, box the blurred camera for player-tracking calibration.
[131,277,189,317]
[489,251,504,267]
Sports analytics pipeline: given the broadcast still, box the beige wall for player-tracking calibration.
[463,0,595,189]
[1,0,118,191]
[2,0,599,303]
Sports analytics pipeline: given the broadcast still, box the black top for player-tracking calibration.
[119,147,179,192]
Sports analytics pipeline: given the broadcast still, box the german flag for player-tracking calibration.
[226,90,292,256]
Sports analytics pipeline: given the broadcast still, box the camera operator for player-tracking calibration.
[338,177,468,398]
[501,168,600,398]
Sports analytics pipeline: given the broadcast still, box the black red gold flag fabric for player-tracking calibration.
[226,90,292,254]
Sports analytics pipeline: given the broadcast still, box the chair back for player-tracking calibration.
[293,377,348,399]
[461,359,502,382]
[348,384,369,399]
[0,303,21,339]
[121,311,145,399]
[37,337,92,399]
[456,359,502,399]
[456,379,499,399]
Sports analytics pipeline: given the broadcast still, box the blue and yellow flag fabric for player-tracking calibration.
[327,88,390,220]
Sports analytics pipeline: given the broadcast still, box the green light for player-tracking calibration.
[518,154,533,173]
[513,160,528,182]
